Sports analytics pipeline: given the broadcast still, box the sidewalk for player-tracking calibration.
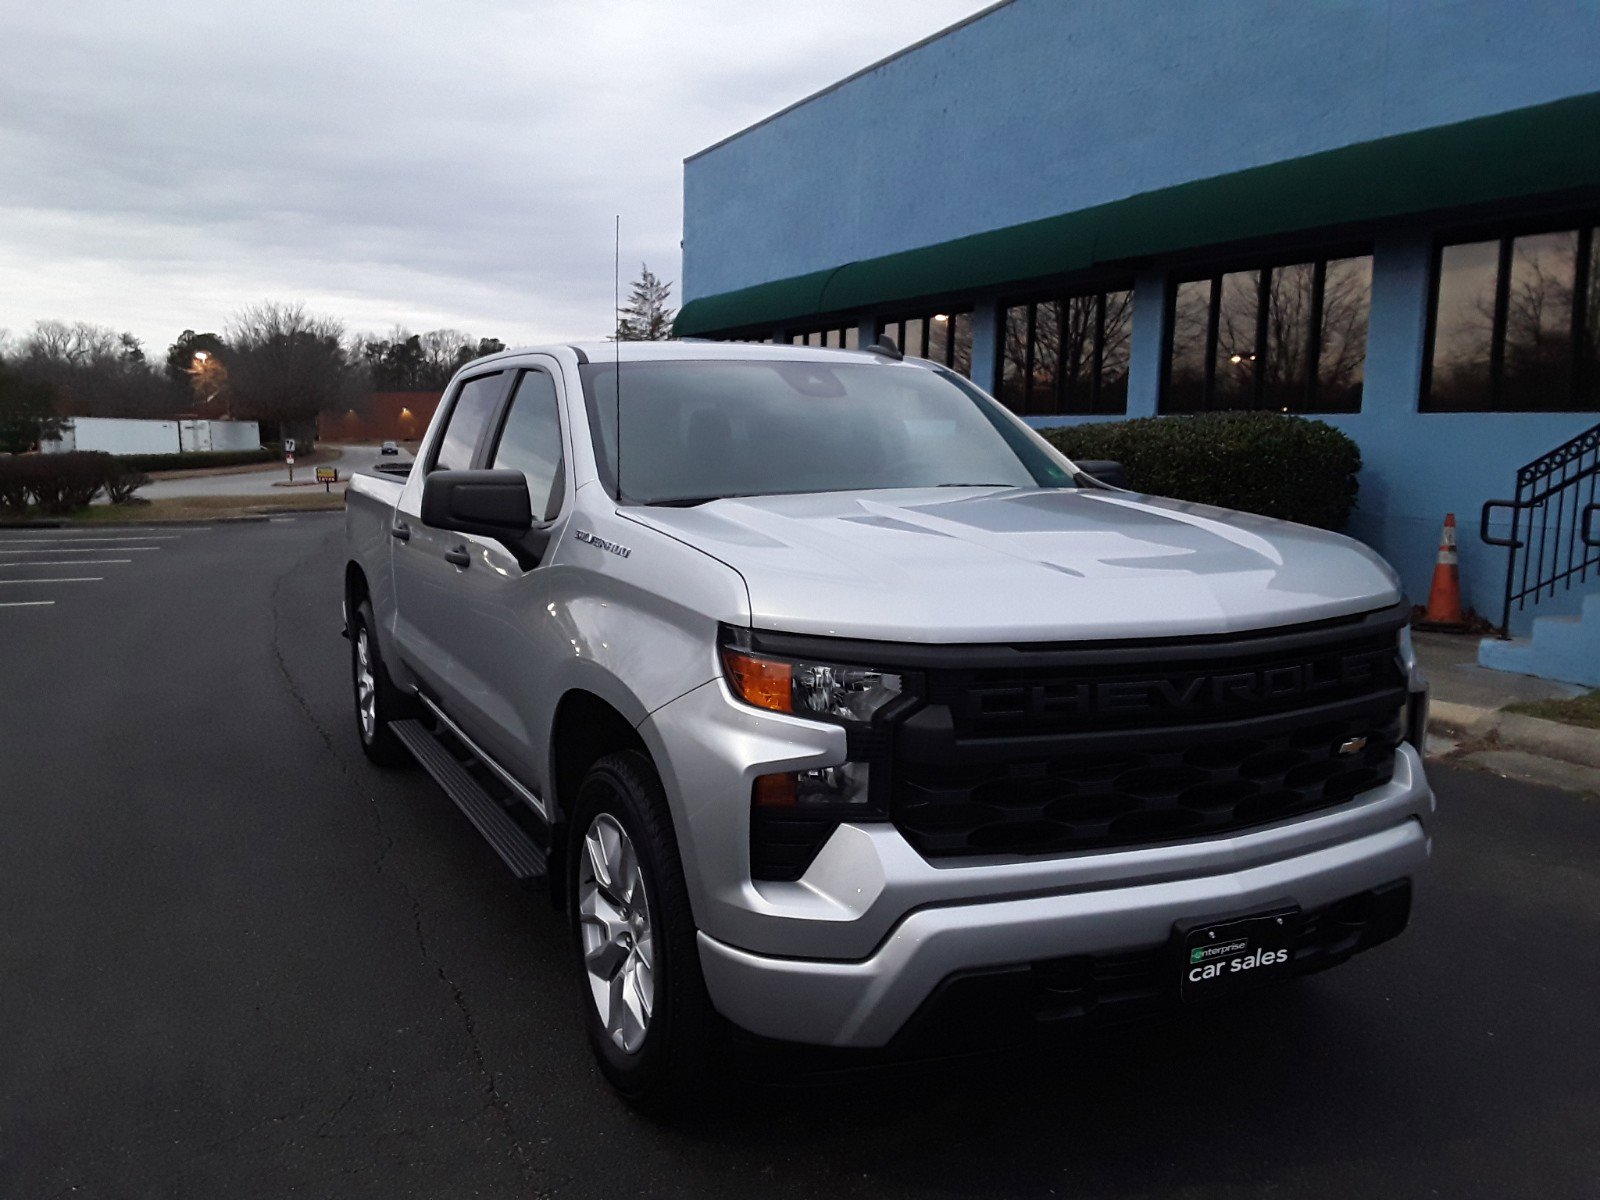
[1414,630,1600,793]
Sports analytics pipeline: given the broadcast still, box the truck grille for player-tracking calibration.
[893,706,1401,858]
[888,611,1408,860]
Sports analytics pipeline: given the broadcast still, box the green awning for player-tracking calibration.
[677,91,1600,336]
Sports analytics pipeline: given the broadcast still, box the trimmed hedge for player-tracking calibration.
[115,448,274,472]
[0,452,150,514]
[1041,411,1361,531]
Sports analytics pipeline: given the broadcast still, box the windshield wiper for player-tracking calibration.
[934,482,1019,488]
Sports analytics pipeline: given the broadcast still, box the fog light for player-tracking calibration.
[752,762,873,809]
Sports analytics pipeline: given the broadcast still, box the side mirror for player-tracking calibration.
[1073,459,1129,490]
[420,469,533,538]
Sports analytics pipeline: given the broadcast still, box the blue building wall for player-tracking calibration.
[684,0,1600,301]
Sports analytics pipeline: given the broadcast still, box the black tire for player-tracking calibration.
[348,598,413,767]
[567,750,720,1113]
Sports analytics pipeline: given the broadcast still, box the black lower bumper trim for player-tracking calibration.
[886,879,1413,1055]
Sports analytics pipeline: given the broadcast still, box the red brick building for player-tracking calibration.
[319,391,442,443]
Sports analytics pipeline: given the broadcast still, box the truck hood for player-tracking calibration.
[627,487,1402,642]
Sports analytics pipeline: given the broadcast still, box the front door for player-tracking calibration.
[390,368,511,731]
[391,361,572,793]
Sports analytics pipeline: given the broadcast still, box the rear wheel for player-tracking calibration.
[568,751,719,1113]
[349,599,412,767]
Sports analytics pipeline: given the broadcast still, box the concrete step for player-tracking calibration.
[1478,589,1600,688]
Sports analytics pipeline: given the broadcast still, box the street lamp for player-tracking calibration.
[190,350,226,416]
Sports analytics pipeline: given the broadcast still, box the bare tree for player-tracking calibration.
[227,302,360,442]
[418,329,470,380]
[15,320,169,417]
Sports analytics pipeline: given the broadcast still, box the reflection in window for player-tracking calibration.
[1163,254,1370,413]
[1428,240,1498,411]
[1213,271,1261,410]
[1318,257,1372,412]
[1166,280,1211,413]
[1425,223,1597,412]
[432,373,504,471]
[1262,263,1313,413]
[1000,287,1132,416]
[1504,232,1577,410]
[491,371,564,520]
[793,324,857,350]
[881,310,973,378]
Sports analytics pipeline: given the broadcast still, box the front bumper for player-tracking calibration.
[639,677,1433,1049]
[697,817,1428,1048]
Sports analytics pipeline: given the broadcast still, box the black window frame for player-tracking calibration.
[1420,212,1600,413]
[1159,247,1373,416]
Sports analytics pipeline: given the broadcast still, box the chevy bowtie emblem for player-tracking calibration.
[1337,736,1368,756]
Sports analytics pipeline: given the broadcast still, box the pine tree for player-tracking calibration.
[616,265,676,341]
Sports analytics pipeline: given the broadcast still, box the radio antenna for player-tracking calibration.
[614,214,622,502]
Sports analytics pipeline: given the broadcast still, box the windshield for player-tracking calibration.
[579,358,1074,505]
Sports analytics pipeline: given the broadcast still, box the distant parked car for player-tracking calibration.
[380,441,399,456]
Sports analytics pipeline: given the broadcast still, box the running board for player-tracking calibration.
[390,719,548,881]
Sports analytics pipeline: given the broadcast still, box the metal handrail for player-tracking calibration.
[1480,420,1600,636]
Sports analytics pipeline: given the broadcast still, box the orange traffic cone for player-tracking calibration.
[1417,513,1466,630]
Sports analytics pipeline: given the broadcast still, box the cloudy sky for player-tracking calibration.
[0,0,984,355]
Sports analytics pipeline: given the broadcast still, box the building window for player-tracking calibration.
[794,325,859,350]
[1424,223,1599,412]
[1000,288,1132,416]
[1163,255,1371,414]
[879,311,973,377]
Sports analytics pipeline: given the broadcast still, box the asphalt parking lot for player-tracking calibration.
[2,515,1597,1199]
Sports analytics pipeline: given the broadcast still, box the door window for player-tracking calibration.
[491,370,565,520]
[432,373,504,471]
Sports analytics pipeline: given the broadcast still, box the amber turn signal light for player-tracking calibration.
[753,772,798,807]
[721,649,793,713]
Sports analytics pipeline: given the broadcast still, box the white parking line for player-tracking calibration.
[0,535,185,543]
[0,559,133,566]
[0,600,54,608]
[0,547,160,554]
[0,577,103,584]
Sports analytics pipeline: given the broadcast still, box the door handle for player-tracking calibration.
[390,521,411,542]
[444,545,471,568]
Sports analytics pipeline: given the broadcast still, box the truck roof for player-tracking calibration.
[465,339,924,370]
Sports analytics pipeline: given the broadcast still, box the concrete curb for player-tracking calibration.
[0,513,344,528]
[1429,700,1600,770]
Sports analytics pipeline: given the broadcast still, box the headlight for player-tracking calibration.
[720,631,904,880]
[720,644,903,725]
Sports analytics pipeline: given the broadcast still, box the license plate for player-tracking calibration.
[1177,908,1298,1003]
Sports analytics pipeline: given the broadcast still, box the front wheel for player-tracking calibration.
[568,751,719,1112]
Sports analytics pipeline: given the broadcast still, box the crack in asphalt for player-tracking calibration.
[255,521,542,1189]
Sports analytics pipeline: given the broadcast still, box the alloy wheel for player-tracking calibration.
[577,812,655,1053]
[354,627,377,741]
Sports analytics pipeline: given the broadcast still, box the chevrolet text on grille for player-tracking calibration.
[968,649,1394,717]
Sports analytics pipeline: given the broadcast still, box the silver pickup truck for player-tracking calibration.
[344,339,1432,1109]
